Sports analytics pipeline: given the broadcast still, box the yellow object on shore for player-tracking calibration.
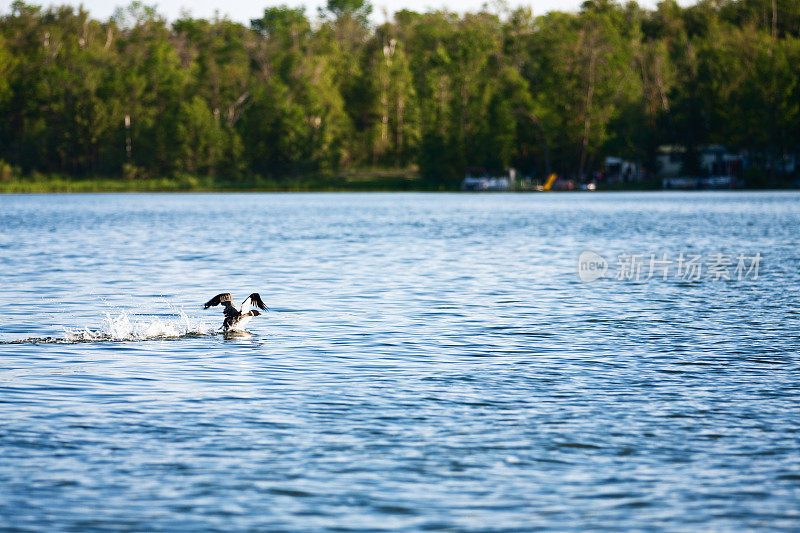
[543,173,557,191]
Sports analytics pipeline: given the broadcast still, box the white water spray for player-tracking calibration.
[62,309,212,342]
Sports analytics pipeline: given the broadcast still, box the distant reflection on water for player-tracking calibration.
[1,192,799,531]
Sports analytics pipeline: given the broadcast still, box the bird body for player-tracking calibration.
[204,292,268,331]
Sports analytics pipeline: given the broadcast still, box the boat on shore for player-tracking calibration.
[461,167,515,191]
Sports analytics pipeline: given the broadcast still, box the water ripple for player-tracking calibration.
[0,192,799,531]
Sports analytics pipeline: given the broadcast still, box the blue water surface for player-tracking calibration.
[1,191,799,531]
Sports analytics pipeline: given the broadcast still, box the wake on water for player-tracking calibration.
[3,309,215,345]
[64,310,212,342]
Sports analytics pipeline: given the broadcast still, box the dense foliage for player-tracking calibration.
[0,0,798,188]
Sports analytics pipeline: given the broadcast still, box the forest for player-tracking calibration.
[0,0,798,190]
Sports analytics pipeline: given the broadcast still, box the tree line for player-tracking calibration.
[0,0,798,188]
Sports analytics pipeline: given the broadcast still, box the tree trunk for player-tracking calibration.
[524,111,551,175]
[578,49,598,181]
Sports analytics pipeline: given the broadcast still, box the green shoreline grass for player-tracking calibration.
[0,168,455,193]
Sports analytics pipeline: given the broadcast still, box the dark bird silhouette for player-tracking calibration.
[203,292,268,331]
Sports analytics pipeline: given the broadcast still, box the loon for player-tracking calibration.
[203,292,268,331]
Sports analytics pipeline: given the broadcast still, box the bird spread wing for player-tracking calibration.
[204,293,232,309]
[240,293,268,313]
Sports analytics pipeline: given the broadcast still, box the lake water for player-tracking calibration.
[1,191,799,531]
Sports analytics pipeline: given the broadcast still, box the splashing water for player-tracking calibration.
[0,309,215,344]
[62,310,212,342]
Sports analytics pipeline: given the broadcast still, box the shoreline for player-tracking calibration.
[1,173,797,194]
